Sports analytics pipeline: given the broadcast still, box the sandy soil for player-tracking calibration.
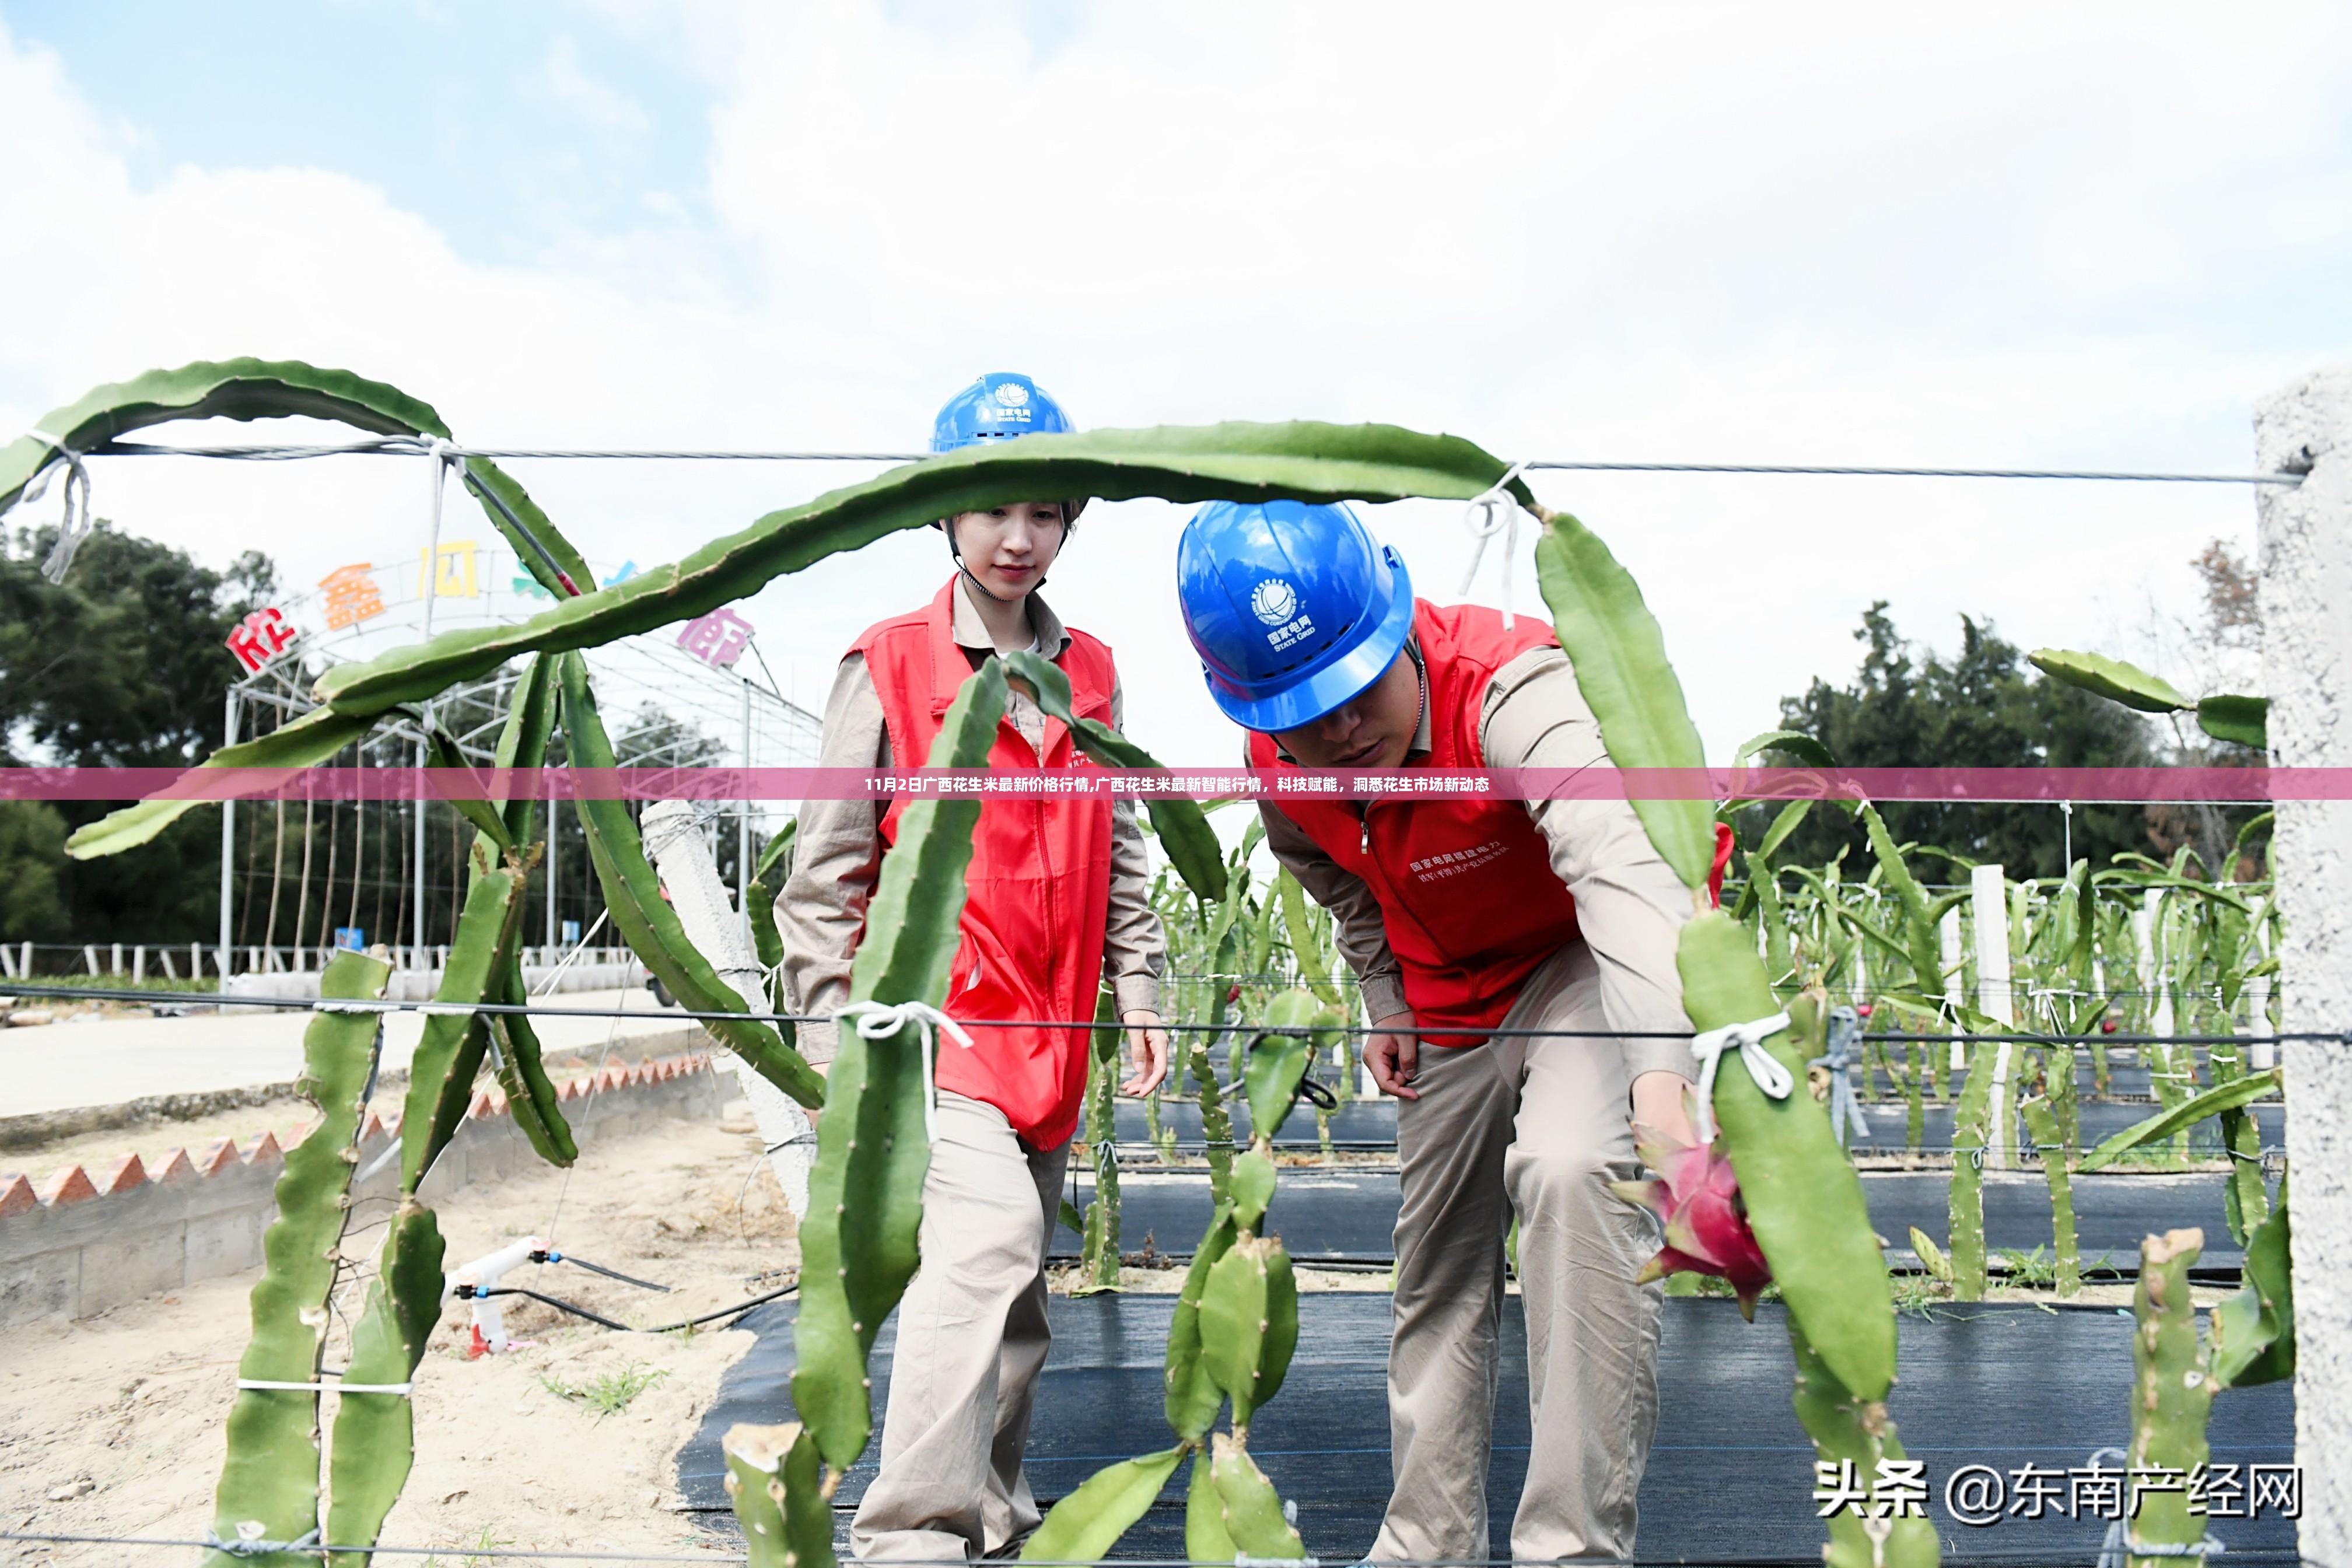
[2,1104,800,1567]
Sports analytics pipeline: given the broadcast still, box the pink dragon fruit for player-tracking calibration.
[1610,1103,1773,1320]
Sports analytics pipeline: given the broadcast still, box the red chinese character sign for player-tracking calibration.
[677,605,754,668]
[225,607,298,674]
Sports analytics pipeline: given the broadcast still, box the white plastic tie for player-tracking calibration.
[207,1524,323,1558]
[20,430,95,584]
[236,1377,413,1395]
[1688,1010,1794,1144]
[1457,460,1532,630]
[836,1000,975,1143]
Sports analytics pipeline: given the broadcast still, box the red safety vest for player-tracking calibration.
[853,578,1116,1149]
[1250,600,1732,1049]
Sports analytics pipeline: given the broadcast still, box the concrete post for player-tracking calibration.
[218,688,238,979]
[642,800,814,1219]
[738,678,755,946]
[1940,908,1965,1074]
[1970,863,2015,1168]
[2256,365,2352,1560]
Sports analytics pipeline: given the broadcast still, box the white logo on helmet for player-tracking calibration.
[993,382,1030,408]
[1251,578,1298,626]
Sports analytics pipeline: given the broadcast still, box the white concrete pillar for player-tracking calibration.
[1971,863,2015,1168]
[2256,365,2352,1560]
[1940,907,1966,1073]
[642,800,814,1219]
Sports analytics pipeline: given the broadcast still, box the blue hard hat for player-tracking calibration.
[931,372,1073,453]
[1177,499,1416,733]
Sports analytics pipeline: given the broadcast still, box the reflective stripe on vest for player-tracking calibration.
[853,577,1116,1149]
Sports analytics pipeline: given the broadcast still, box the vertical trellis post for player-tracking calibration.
[2256,363,2352,1563]
[1971,863,2015,1169]
[738,678,755,945]
[218,687,239,979]
[1941,906,1965,1074]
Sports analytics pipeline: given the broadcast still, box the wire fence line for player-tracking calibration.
[0,978,2328,1049]
[79,435,2307,486]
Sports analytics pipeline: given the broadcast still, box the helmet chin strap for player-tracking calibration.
[944,516,1051,603]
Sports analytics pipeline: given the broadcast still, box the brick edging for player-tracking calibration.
[0,1052,729,1325]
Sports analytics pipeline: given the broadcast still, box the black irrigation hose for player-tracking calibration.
[0,979,2333,1048]
[456,1278,796,1335]
[531,1248,671,1293]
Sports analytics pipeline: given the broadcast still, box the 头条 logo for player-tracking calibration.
[1251,578,1297,625]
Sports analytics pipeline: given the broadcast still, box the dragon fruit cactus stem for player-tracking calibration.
[2019,1094,2081,1296]
[2125,1230,2214,1567]
[723,1422,836,1568]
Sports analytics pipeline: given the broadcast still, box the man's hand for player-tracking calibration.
[1630,1069,1698,1146]
[1120,1010,1171,1097]
[1364,1011,1421,1100]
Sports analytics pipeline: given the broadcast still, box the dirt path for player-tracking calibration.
[2,1102,799,1567]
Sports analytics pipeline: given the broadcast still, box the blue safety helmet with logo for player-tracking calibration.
[927,372,1086,598]
[930,372,1074,452]
[1176,499,1417,733]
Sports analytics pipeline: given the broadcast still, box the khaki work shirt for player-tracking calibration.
[1256,643,1696,1083]
[776,579,1166,1062]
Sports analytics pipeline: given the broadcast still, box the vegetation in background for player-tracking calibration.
[1762,602,2151,877]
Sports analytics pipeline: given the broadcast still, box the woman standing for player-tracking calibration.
[775,372,1170,1562]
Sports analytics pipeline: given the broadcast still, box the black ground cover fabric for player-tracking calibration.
[677,1296,2295,1564]
[1054,1168,2249,1272]
[1111,1095,2283,1154]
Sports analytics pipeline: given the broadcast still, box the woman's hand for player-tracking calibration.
[1119,1009,1171,1097]
[1364,1011,1421,1099]
[1630,1069,1698,1144]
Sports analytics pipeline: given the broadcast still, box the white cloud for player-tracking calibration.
[3,2,2349,774]
[539,32,653,139]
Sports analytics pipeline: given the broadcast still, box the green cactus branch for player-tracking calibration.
[2077,1068,2283,1172]
[1531,511,1716,890]
[64,704,379,860]
[792,659,1009,1474]
[2028,648,2267,750]
[207,949,392,1568]
[558,652,824,1108]
[308,421,1527,720]
[3,358,590,596]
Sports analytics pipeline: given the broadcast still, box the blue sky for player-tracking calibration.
[1,1,711,262]
[1,4,2347,765]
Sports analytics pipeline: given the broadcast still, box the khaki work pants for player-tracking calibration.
[1371,940,1668,1563]
[850,1091,1071,1562]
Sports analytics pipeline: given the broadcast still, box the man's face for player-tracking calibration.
[1268,650,1421,769]
[948,501,1066,600]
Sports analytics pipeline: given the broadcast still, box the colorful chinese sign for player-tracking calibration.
[316,563,386,630]
[226,606,299,674]
[677,605,754,668]
[418,540,480,599]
